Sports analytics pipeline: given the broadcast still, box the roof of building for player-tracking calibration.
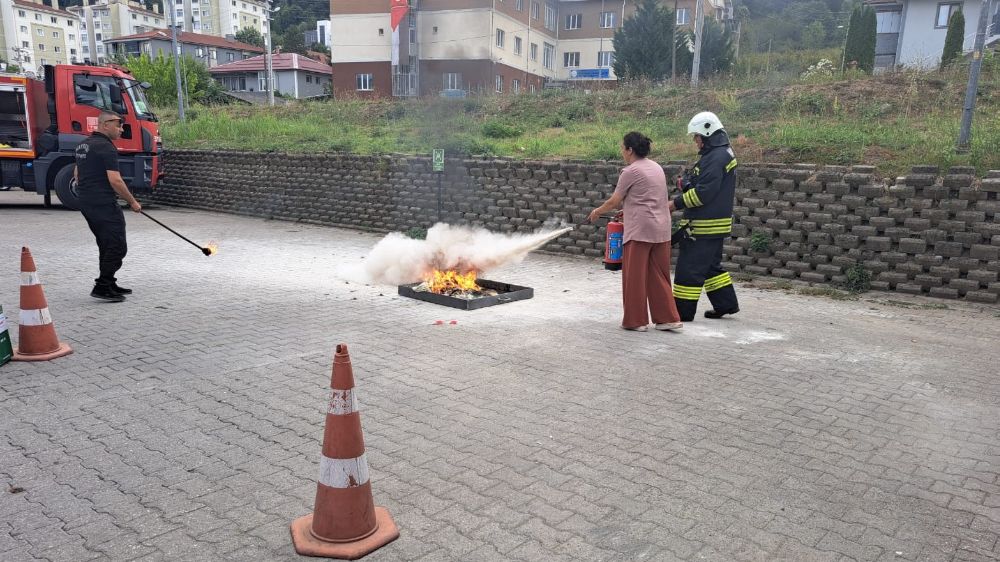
[104,29,265,53]
[209,53,333,74]
[13,0,76,18]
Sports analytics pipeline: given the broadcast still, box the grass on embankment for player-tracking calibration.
[159,60,1000,177]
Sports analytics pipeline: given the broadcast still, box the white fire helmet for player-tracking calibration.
[687,111,725,137]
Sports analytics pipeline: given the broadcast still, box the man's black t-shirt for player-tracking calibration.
[75,132,120,205]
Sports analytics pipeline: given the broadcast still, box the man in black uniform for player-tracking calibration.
[669,111,739,321]
[74,110,142,302]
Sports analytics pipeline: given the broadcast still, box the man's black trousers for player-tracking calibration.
[80,201,127,287]
[673,236,738,321]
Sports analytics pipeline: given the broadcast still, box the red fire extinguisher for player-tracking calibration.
[603,211,624,271]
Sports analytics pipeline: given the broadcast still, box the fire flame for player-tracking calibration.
[204,242,219,256]
[425,269,481,294]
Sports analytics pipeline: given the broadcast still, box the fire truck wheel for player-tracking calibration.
[54,165,81,211]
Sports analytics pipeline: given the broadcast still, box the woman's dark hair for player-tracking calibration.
[623,132,652,158]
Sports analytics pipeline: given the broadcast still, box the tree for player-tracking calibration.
[676,18,736,77]
[234,27,265,49]
[277,23,309,56]
[842,4,876,73]
[940,9,965,69]
[612,0,676,81]
[857,5,876,73]
[113,54,224,106]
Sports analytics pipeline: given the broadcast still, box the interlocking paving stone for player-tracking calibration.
[2,195,999,560]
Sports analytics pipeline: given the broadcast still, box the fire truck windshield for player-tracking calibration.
[123,79,156,121]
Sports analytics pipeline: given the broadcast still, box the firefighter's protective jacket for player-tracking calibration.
[672,130,738,238]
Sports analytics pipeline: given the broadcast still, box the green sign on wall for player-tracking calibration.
[432,149,445,172]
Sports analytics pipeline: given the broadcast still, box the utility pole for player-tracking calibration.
[170,5,185,121]
[266,2,278,106]
[956,0,993,153]
[691,0,705,87]
[671,0,678,82]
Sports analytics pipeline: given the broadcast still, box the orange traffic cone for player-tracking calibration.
[290,344,398,559]
[13,247,72,362]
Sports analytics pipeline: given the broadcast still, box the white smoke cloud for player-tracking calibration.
[362,222,573,285]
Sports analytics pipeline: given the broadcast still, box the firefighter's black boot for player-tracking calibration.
[704,307,739,319]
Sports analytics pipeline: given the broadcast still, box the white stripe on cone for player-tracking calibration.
[318,454,370,488]
[327,389,359,416]
[20,272,40,286]
[20,308,53,326]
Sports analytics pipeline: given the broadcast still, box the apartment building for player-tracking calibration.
[0,0,82,75]
[67,0,166,65]
[329,0,730,98]
[167,0,270,38]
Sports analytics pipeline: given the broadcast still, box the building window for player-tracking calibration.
[378,28,384,36]
[133,14,137,20]
[935,3,962,28]
[51,16,57,24]
[544,4,556,31]
[531,1,539,20]
[229,53,235,61]
[543,42,554,69]
[306,75,313,83]
[53,31,60,38]
[356,73,373,91]
[22,41,29,48]
[55,46,61,53]
[563,52,580,67]
[67,20,74,27]
[514,36,522,55]
[71,48,77,56]
[600,12,615,28]
[677,8,690,25]
[496,28,505,48]
[516,0,523,11]
[511,78,520,93]
[443,72,461,89]
[530,43,538,61]
[69,34,75,41]
[565,14,581,30]
[39,44,46,52]
[18,10,26,17]
[598,51,614,67]
[37,29,44,37]
[20,26,27,33]
[529,83,535,93]
[495,74,502,93]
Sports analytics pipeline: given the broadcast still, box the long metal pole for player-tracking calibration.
[956,0,993,153]
[691,0,705,87]
[170,6,185,121]
[671,0,678,82]
[266,3,275,106]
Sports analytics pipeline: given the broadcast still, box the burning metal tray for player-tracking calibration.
[397,279,534,310]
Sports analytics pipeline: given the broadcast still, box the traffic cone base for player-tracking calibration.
[13,341,72,361]
[290,508,398,560]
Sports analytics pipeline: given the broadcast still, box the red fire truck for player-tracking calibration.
[0,63,162,210]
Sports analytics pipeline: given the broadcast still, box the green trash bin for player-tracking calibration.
[0,304,13,366]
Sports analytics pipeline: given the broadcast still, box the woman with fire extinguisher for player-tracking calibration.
[588,132,683,332]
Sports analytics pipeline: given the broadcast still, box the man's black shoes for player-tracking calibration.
[111,284,132,295]
[91,285,126,302]
[705,308,739,319]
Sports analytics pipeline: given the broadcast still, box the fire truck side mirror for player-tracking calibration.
[108,84,123,105]
[139,81,152,90]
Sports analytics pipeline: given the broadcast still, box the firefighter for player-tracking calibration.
[668,111,739,321]
[74,110,142,302]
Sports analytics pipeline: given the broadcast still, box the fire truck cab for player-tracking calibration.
[0,63,162,210]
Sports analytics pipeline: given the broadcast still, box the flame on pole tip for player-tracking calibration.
[362,222,573,286]
[204,242,219,256]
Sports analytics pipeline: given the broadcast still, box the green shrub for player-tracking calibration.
[749,231,772,253]
[404,227,427,240]
[482,120,523,139]
[844,264,872,293]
